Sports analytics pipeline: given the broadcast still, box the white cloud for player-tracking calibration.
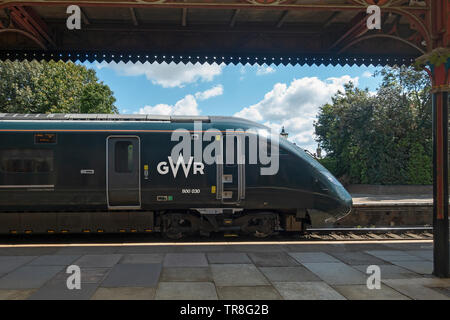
[138,94,199,116]
[96,62,223,88]
[195,85,223,101]
[136,84,223,116]
[256,65,275,76]
[234,75,358,152]
[362,71,373,78]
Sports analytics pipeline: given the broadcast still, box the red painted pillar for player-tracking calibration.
[431,60,449,278]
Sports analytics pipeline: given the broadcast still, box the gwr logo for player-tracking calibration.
[157,156,205,178]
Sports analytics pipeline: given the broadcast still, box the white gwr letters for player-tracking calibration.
[157,156,204,178]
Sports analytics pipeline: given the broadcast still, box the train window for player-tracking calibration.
[0,149,54,173]
[115,141,133,173]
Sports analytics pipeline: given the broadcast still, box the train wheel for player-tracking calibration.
[254,230,270,238]
[236,212,279,238]
[162,213,199,239]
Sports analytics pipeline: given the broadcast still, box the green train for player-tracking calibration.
[0,113,352,238]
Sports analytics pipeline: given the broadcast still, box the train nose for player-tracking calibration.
[331,187,353,220]
[337,197,353,217]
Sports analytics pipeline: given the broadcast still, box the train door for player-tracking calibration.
[216,132,245,204]
[106,136,141,209]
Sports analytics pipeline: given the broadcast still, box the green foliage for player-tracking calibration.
[407,142,432,184]
[0,60,118,114]
[318,157,337,175]
[314,66,432,185]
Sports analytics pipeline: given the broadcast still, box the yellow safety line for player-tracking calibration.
[0,239,432,248]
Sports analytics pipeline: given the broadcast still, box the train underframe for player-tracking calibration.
[0,209,312,237]
[161,209,310,239]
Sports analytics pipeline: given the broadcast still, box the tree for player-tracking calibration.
[314,66,432,185]
[0,60,118,114]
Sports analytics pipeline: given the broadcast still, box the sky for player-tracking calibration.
[83,61,383,152]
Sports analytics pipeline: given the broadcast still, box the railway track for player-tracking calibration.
[304,226,434,241]
[0,226,434,244]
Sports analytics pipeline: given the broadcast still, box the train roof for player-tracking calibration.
[0,113,210,122]
[0,113,269,129]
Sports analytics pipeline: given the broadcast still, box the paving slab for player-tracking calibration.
[302,262,367,285]
[210,264,269,286]
[217,286,282,300]
[365,250,416,257]
[293,244,392,254]
[207,252,251,264]
[120,253,165,264]
[52,268,110,284]
[329,252,387,265]
[160,267,212,282]
[391,261,432,275]
[56,247,120,255]
[115,246,180,254]
[174,245,237,253]
[248,252,299,267]
[0,289,36,300]
[405,250,433,261]
[432,287,450,298]
[382,278,450,300]
[0,266,63,289]
[28,280,99,300]
[365,250,423,262]
[0,247,58,256]
[353,264,419,279]
[163,253,208,267]
[385,277,450,288]
[282,244,338,253]
[28,255,80,266]
[333,284,410,300]
[0,256,37,274]
[91,287,156,300]
[273,282,346,300]
[328,243,393,252]
[382,243,432,251]
[229,245,284,253]
[259,266,321,282]
[155,282,218,300]
[0,249,11,256]
[73,254,122,268]
[101,263,161,287]
[288,252,340,263]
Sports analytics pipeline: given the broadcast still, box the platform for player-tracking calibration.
[352,194,433,206]
[0,240,448,300]
[338,188,440,227]
[349,184,434,207]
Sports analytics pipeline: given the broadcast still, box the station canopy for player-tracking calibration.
[0,0,432,67]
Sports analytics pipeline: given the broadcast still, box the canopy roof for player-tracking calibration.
[0,0,442,66]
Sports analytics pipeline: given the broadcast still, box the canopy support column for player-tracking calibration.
[429,54,450,278]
